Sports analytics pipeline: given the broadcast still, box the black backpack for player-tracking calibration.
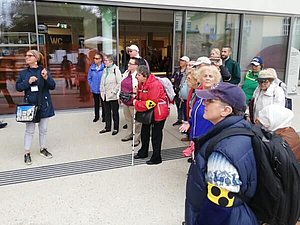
[203,125,300,225]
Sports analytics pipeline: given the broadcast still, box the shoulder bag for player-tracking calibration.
[135,108,154,125]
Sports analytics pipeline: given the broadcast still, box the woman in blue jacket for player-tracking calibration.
[87,53,105,122]
[185,83,258,225]
[180,65,221,157]
[16,50,56,165]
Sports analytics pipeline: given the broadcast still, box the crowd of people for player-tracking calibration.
[12,44,300,224]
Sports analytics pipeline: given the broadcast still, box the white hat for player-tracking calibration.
[193,57,211,66]
[257,104,294,132]
[126,45,139,53]
[180,56,190,63]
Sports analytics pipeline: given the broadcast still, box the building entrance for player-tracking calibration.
[118,8,173,76]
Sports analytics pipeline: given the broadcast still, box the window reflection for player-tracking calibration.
[186,12,240,61]
[0,1,117,114]
[240,15,289,81]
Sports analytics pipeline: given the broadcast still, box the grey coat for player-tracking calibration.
[100,64,122,101]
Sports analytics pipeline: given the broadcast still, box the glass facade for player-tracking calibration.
[286,17,300,93]
[0,0,298,115]
[185,12,240,61]
[240,15,290,81]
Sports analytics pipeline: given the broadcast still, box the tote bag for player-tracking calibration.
[16,103,40,123]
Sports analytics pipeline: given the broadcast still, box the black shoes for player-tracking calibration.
[121,136,133,142]
[146,160,162,165]
[24,153,32,165]
[112,130,119,135]
[99,129,111,134]
[132,141,140,147]
[134,154,148,159]
[0,121,7,129]
[172,121,182,126]
[93,118,99,122]
[40,148,53,159]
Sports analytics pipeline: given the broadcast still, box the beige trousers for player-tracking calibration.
[123,105,141,143]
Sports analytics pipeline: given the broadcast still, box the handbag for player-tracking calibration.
[16,104,40,123]
[135,108,154,125]
[119,91,132,102]
[16,70,43,123]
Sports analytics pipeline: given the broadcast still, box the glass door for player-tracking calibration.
[118,7,173,76]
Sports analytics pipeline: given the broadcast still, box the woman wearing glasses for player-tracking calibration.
[99,54,122,135]
[87,53,105,123]
[119,57,142,147]
[251,69,285,123]
[16,50,56,165]
[133,65,169,165]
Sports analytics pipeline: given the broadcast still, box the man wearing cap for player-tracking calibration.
[170,56,190,126]
[185,82,258,225]
[239,56,264,103]
[221,46,241,84]
[126,44,149,71]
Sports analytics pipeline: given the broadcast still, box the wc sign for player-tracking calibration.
[48,35,71,45]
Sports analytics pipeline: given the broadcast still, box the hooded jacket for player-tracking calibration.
[252,82,285,121]
[135,74,169,122]
[258,104,300,162]
[185,116,258,225]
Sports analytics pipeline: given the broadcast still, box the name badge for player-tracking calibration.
[31,85,38,92]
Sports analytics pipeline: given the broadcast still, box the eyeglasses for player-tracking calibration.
[204,99,229,107]
[94,57,101,60]
[25,54,35,58]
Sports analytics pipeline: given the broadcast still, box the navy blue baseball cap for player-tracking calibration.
[251,56,263,66]
[196,82,246,111]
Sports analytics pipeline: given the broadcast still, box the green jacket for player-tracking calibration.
[241,70,259,103]
[224,57,241,84]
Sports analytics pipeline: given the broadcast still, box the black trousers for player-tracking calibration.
[103,100,119,131]
[92,93,105,121]
[138,120,166,162]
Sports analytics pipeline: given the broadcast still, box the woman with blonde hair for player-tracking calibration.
[180,65,221,157]
[16,49,56,165]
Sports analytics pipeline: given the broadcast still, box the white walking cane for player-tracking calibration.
[131,108,136,166]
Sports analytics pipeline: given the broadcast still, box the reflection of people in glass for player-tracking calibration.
[61,55,73,89]
[76,53,89,102]
[87,53,105,123]
[0,59,15,107]
[16,50,56,165]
